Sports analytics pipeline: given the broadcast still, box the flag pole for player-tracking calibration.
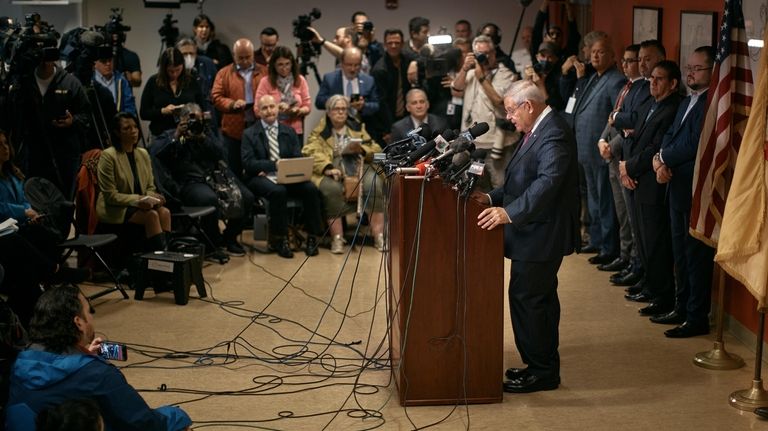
[729,309,768,410]
[694,263,744,369]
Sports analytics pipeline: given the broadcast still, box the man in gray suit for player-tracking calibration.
[389,88,448,142]
[569,35,626,264]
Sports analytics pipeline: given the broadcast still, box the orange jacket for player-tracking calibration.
[211,63,266,140]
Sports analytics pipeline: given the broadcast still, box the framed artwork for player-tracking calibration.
[679,11,718,63]
[633,7,662,43]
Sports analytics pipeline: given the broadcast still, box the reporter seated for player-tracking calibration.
[242,95,324,258]
[96,113,171,252]
[5,285,192,431]
[1,131,88,324]
[302,95,385,254]
[152,103,254,257]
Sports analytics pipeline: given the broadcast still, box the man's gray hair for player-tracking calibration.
[176,37,197,49]
[504,80,546,104]
[325,94,349,111]
[179,102,202,119]
[405,88,427,102]
[472,34,495,52]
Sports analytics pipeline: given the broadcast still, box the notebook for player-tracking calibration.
[274,157,314,184]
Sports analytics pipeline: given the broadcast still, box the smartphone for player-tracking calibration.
[350,93,361,102]
[99,341,127,361]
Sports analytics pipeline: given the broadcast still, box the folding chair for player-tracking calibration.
[24,177,128,301]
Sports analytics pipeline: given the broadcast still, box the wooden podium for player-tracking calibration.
[388,176,504,406]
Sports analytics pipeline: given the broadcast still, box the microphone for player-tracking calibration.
[459,161,486,196]
[402,128,455,166]
[432,122,489,164]
[382,124,431,155]
[394,160,431,175]
[440,151,471,181]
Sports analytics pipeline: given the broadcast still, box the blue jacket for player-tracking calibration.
[314,69,379,116]
[0,175,30,224]
[6,348,191,431]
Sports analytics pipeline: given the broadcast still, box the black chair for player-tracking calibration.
[252,197,305,253]
[171,205,229,264]
[24,177,128,301]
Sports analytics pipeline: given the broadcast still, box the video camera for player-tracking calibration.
[59,28,111,83]
[415,38,462,85]
[0,14,60,80]
[292,8,321,43]
[158,13,179,48]
[101,8,131,46]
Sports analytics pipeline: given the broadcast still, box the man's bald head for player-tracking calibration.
[233,38,255,70]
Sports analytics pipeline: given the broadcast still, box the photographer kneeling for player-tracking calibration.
[152,103,254,258]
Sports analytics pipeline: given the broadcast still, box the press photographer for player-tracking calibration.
[523,41,564,111]
[96,8,142,87]
[151,103,254,258]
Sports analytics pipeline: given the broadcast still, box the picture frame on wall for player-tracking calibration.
[679,11,718,63]
[633,7,662,43]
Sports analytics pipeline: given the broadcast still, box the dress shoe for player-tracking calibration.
[597,257,629,272]
[305,236,319,256]
[503,373,559,393]
[639,302,673,316]
[664,322,710,338]
[588,253,617,265]
[612,271,642,286]
[581,244,599,254]
[225,240,246,257]
[624,285,643,295]
[649,310,686,325]
[754,407,768,419]
[505,367,527,380]
[624,292,653,302]
[270,239,294,259]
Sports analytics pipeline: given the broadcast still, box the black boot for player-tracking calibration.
[146,233,167,251]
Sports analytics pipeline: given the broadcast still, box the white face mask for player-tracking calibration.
[184,54,196,70]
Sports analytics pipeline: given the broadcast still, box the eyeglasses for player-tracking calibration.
[506,101,528,117]
[330,107,348,113]
[685,66,712,73]
[621,58,639,64]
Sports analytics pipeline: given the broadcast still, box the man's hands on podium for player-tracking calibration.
[477,205,510,231]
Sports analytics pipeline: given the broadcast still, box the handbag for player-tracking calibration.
[205,162,244,220]
[341,156,362,203]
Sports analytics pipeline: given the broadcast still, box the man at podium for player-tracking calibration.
[476,79,580,393]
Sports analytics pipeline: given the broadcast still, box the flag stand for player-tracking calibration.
[694,264,744,370]
[729,309,768,410]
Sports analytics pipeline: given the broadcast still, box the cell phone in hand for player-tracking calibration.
[99,341,127,361]
[350,93,361,102]
[139,196,161,206]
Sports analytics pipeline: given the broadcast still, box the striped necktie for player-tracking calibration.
[267,125,280,161]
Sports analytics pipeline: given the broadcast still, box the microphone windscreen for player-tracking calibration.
[469,122,490,138]
[419,123,432,140]
[441,129,457,141]
[451,151,471,166]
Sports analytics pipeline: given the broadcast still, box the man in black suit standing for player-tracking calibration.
[619,61,683,316]
[651,47,715,338]
[241,95,324,258]
[389,89,448,142]
[476,79,580,393]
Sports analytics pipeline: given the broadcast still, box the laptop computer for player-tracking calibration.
[274,157,314,184]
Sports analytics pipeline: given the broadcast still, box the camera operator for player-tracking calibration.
[93,55,136,117]
[102,9,142,88]
[350,11,383,74]
[451,35,517,188]
[523,41,564,111]
[17,44,91,199]
[151,103,254,257]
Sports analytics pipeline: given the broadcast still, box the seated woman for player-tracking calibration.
[0,129,88,325]
[96,113,170,251]
[302,94,385,254]
[254,46,311,141]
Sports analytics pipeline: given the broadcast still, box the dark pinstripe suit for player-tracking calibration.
[488,109,580,379]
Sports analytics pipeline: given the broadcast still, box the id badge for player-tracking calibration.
[565,97,576,114]
[446,103,455,116]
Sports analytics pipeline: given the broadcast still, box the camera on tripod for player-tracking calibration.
[292,8,321,43]
[102,8,131,46]
[0,13,60,79]
[158,14,179,48]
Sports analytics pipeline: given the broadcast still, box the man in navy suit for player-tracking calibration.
[242,95,324,258]
[477,80,580,393]
[650,47,715,338]
[389,89,448,142]
[315,47,380,139]
[570,36,626,265]
[619,61,683,317]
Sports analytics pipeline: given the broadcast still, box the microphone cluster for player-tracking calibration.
[385,122,490,197]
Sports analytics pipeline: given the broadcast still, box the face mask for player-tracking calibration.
[184,54,195,70]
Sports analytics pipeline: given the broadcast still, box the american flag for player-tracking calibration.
[689,0,754,247]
